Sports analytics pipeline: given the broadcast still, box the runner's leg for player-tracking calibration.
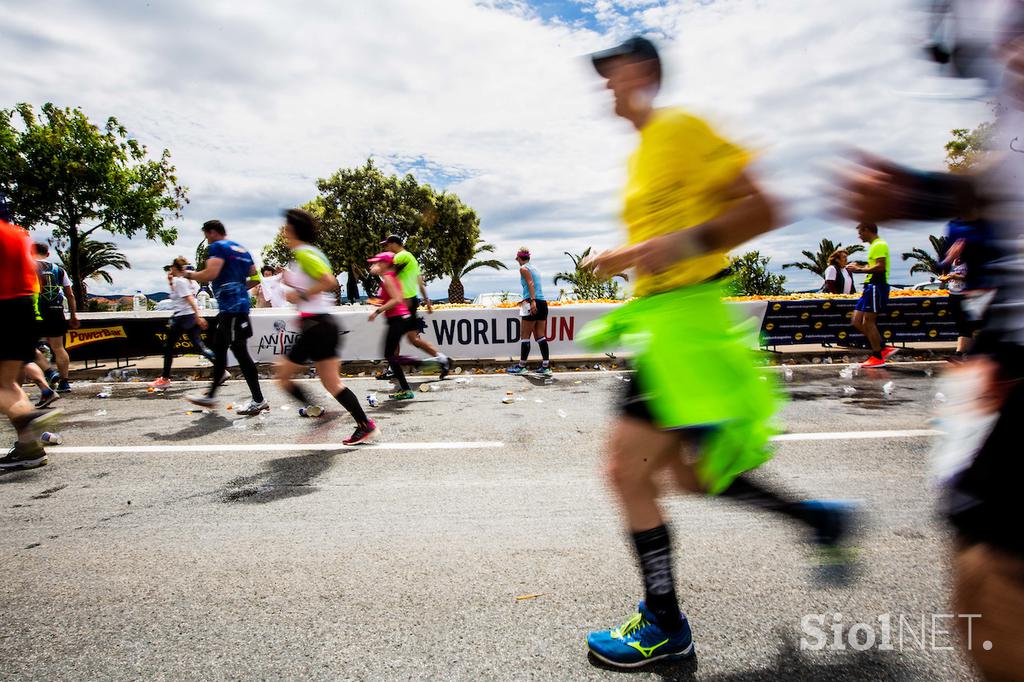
[385,319,411,392]
[316,358,371,426]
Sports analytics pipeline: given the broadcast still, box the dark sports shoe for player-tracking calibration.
[236,400,270,416]
[799,499,862,586]
[0,441,48,470]
[12,408,62,441]
[343,420,378,445]
[186,394,217,409]
[587,601,695,668]
[56,379,72,393]
[375,368,394,381]
[35,389,61,409]
[506,364,527,375]
[44,369,59,389]
[536,365,553,376]
[439,358,450,381]
[388,390,415,401]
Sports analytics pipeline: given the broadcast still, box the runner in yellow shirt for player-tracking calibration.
[579,36,859,669]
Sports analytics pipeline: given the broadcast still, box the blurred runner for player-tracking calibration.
[381,236,450,379]
[183,220,268,416]
[273,209,377,445]
[31,241,79,392]
[0,202,60,469]
[149,257,215,388]
[579,36,858,670]
[938,235,977,361]
[367,252,415,401]
[839,2,1024,676]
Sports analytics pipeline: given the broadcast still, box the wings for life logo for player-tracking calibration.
[257,319,298,355]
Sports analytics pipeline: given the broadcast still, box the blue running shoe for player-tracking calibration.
[799,499,862,586]
[506,364,527,375]
[587,602,694,669]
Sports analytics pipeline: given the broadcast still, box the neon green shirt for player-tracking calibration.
[865,237,890,284]
[393,250,420,299]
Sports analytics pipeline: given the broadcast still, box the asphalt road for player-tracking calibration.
[0,364,981,680]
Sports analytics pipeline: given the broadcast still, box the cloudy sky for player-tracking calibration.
[1,0,992,297]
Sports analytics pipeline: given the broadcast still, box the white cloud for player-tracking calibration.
[0,0,990,298]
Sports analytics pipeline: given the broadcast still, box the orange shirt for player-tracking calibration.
[0,220,40,300]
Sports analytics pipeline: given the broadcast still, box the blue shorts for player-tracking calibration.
[855,283,889,314]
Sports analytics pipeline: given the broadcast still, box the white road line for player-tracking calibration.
[54,441,505,454]
[772,429,941,442]
[50,430,938,455]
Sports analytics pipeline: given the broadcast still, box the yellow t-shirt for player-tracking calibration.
[624,108,750,296]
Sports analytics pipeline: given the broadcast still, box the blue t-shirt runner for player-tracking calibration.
[207,239,255,313]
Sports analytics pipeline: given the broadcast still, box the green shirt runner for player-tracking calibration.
[864,237,890,284]
[393,250,420,298]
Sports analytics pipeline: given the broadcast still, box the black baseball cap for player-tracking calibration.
[380,235,403,247]
[590,36,661,79]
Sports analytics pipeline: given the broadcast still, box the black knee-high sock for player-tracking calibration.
[520,340,530,363]
[336,387,370,426]
[537,336,550,363]
[286,382,312,406]
[719,474,823,530]
[632,525,683,632]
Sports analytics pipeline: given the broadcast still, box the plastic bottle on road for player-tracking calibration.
[41,432,63,445]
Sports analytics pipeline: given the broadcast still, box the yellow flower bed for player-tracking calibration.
[432,290,947,308]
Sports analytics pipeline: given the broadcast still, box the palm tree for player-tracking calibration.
[902,235,949,278]
[195,239,209,270]
[54,237,131,298]
[448,240,507,303]
[782,238,865,277]
[553,247,628,300]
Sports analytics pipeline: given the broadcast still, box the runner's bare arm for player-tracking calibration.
[521,266,537,314]
[186,257,224,283]
[418,276,432,313]
[63,284,80,328]
[848,257,885,275]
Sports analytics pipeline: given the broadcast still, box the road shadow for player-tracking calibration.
[143,412,232,442]
[221,449,338,504]
[588,632,919,681]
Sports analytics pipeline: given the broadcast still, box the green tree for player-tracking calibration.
[195,239,210,271]
[265,160,481,302]
[0,103,188,306]
[782,238,865,278]
[902,234,949,278]
[946,121,995,173]
[446,239,506,303]
[52,237,130,293]
[727,251,787,296]
[553,247,628,300]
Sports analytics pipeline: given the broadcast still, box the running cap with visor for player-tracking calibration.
[380,235,403,247]
[590,35,661,79]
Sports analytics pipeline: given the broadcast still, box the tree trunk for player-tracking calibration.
[345,269,359,303]
[68,227,86,312]
[448,277,465,304]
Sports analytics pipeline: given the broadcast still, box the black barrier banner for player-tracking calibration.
[66,317,216,361]
[759,296,957,346]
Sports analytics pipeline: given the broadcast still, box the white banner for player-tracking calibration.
[78,300,769,363]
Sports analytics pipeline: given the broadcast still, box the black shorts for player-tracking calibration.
[406,296,427,334]
[213,313,254,347]
[287,314,342,364]
[37,305,68,339]
[0,297,41,362]
[523,299,549,322]
[620,370,656,423]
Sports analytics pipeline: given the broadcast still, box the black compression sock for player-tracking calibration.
[336,387,370,426]
[520,341,530,363]
[287,383,312,406]
[632,525,683,633]
[537,337,550,362]
[720,474,822,530]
